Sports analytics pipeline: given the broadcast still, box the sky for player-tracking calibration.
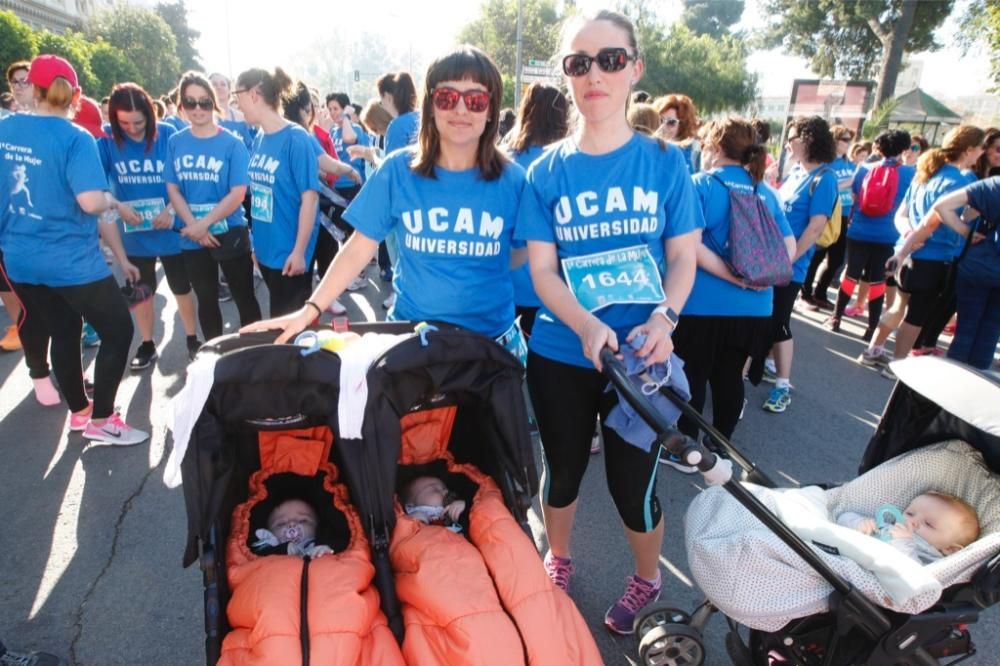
[183,0,992,102]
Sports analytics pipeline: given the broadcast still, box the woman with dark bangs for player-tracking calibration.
[100,82,201,367]
[243,46,526,359]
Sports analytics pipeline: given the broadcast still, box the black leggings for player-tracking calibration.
[12,277,133,418]
[182,249,261,340]
[258,264,314,317]
[673,315,770,440]
[526,351,663,533]
[899,258,950,327]
[129,254,191,296]
[1,249,51,379]
[835,239,893,327]
[802,226,848,299]
[770,282,801,343]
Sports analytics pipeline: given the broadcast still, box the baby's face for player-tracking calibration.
[268,499,318,545]
[903,494,969,554]
[408,477,449,508]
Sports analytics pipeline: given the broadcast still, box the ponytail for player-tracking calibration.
[743,143,767,184]
[39,77,75,111]
[915,125,986,184]
[236,67,294,111]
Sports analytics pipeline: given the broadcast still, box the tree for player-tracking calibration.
[89,41,141,98]
[457,0,563,79]
[0,10,38,92]
[681,0,744,38]
[155,1,202,72]
[760,0,954,107]
[959,0,1000,93]
[639,23,757,114]
[36,30,99,96]
[85,3,181,95]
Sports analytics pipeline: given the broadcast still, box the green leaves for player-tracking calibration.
[85,3,181,96]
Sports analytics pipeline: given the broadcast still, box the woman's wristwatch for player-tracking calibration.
[651,305,679,333]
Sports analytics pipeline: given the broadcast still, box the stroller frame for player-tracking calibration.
[600,351,998,666]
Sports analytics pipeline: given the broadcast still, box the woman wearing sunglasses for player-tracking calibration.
[654,93,701,174]
[0,55,147,445]
[243,47,526,355]
[515,10,701,634]
[164,71,261,341]
[231,67,326,318]
[100,82,202,368]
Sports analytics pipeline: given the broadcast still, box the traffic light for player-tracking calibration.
[354,70,360,82]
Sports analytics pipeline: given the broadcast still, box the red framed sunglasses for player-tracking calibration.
[431,87,491,113]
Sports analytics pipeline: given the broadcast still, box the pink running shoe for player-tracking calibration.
[83,412,149,446]
[69,401,93,432]
[543,551,575,592]
[604,572,662,634]
[844,305,865,318]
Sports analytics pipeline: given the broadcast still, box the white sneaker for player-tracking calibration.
[382,292,396,310]
[82,412,149,446]
[328,298,347,315]
[346,276,366,291]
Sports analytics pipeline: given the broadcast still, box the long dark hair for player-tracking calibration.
[392,72,417,115]
[412,46,507,181]
[507,82,569,153]
[108,82,157,153]
[974,127,1000,179]
[282,81,314,129]
[178,71,221,113]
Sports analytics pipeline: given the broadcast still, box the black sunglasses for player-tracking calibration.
[562,47,637,77]
[181,97,214,111]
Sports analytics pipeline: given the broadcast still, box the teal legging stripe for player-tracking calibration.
[642,445,662,531]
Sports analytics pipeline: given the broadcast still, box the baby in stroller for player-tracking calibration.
[403,475,466,531]
[252,497,336,558]
[837,491,981,563]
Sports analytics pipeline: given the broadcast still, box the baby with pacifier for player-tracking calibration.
[838,491,980,563]
[253,498,334,558]
[403,476,467,533]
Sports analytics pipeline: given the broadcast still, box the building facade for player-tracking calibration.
[0,0,106,33]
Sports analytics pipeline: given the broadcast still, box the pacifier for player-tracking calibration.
[874,504,906,542]
[282,524,304,544]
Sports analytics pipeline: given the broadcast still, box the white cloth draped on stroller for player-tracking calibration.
[685,440,1000,632]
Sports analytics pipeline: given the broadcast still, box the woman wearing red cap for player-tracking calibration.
[0,54,149,446]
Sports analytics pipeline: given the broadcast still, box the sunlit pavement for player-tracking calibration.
[1,268,996,665]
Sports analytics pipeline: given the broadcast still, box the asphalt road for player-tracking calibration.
[1,267,996,665]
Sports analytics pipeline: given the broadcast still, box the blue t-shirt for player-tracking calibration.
[509,144,547,308]
[99,122,182,258]
[344,148,524,337]
[247,123,322,270]
[219,118,257,153]
[385,111,420,154]
[686,166,793,317]
[0,115,111,286]
[847,159,916,245]
[163,127,251,251]
[965,175,1000,251]
[905,164,976,261]
[830,156,857,217]
[515,133,704,368]
[778,164,838,283]
[330,122,370,189]
[676,142,700,175]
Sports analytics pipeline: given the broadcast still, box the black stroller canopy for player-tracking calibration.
[863,357,1000,474]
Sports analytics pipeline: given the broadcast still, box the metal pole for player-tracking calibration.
[514,0,524,109]
[224,0,233,77]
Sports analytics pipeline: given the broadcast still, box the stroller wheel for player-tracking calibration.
[638,623,705,666]
[634,602,692,638]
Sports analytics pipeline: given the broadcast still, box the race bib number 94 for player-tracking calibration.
[250,183,274,223]
[561,245,665,312]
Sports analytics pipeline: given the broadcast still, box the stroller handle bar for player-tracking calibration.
[599,348,732,484]
[599,348,939,666]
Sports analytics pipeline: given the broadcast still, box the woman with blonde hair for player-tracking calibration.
[654,93,700,172]
[0,55,147,445]
[881,125,985,368]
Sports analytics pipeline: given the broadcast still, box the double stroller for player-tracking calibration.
[607,352,1000,666]
[167,322,600,665]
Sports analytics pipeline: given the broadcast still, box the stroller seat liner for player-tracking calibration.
[220,427,405,666]
[685,440,1000,632]
[390,407,603,666]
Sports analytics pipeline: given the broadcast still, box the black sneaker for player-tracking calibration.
[130,343,157,372]
[0,648,65,665]
[186,338,203,361]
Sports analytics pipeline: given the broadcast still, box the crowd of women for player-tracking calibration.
[2,7,999,640]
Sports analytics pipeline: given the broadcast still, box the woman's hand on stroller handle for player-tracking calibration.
[240,307,316,344]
